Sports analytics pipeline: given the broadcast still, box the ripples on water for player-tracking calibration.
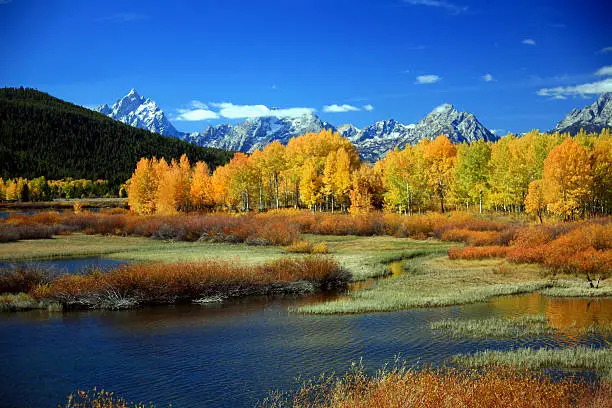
[0,260,610,407]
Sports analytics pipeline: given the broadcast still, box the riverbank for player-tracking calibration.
[2,234,610,313]
[261,365,611,408]
[1,257,348,310]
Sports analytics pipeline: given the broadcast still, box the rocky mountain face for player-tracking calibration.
[344,104,496,161]
[346,120,416,162]
[183,114,336,152]
[95,89,182,137]
[553,93,612,134]
[95,90,497,161]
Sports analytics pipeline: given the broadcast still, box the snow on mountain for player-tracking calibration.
[95,90,497,161]
[553,93,612,134]
[350,104,496,161]
[95,89,182,137]
[337,124,360,139]
[349,120,416,162]
[183,113,336,152]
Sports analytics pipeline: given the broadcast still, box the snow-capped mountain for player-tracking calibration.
[183,113,336,152]
[94,90,496,161]
[95,89,182,137]
[349,104,496,161]
[336,124,360,139]
[553,93,612,134]
[348,120,416,162]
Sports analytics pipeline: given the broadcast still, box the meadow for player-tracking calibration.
[1,210,611,406]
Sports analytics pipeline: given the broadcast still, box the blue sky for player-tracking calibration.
[1,0,611,134]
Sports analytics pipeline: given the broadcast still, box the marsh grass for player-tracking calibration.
[297,256,552,314]
[431,315,555,339]
[40,257,349,310]
[261,363,611,408]
[541,279,612,297]
[63,388,156,408]
[451,346,612,379]
[0,293,61,312]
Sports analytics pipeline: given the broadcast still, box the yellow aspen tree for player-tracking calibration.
[127,157,158,215]
[322,150,337,212]
[176,154,192,211]
[155,158,180,215]
[592,136,612,214]
[421,135,457,213]
[190,161,212,210]
[334,148,352,212]
[299,158,321,211]
[525,179,546,223]
[349,164,375,214]
[542,139,593,219]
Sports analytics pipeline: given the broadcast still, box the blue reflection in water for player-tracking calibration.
[0,293,609,408]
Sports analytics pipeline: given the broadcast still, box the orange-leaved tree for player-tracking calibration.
[542,139,593,219]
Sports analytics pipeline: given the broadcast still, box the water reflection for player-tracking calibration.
[0,257,128,274]
[487,292,612,340]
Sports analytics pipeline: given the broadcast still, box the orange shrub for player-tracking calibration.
[42,257,348,308]
[263,367,609,408]
[448,246,509,260]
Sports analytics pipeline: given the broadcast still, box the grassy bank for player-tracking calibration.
[261,364,611,408]
[297,255,553,314]
[1,257,348,310]
[431,315,556,338]
[451,346,612,380]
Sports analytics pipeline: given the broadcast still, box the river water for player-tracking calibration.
[0,261,610,407]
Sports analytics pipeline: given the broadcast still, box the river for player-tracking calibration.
[0,260,610,407]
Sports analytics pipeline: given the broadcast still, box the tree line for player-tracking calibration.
[127,128,611,219]
[0,177,117,201]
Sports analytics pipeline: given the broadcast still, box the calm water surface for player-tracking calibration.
[0,289,610,408]
[0,257,128,274]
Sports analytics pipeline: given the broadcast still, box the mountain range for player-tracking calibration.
[95,90,612,162]
[552,93,612,135]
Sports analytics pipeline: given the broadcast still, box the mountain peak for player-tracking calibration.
[95,90,181,137]
[554,92,612,134]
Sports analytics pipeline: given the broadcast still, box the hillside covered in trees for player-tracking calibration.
[0,87,232,187]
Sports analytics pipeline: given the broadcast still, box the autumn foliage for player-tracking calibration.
[123,128,611,219]
[24,257,348,309]
[263,365,611,408]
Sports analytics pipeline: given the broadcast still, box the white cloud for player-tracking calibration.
[598,46,612,54]
[482,73,494,82]
[176,109,219,121]
[522,39,536,46]
[211,102,314,119]
[537,78,612,99]
[190,100,209,109]
[323,104,360,113]
[432,103,451,113]
[595,65,612,76]
[175,100,219,121]
[416,74,441,84]
[404,0,468,14]
[363,104,374,111]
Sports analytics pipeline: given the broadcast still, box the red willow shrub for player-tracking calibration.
[448,246,509,260]
[262,366,610,408]
[39,257,348,309]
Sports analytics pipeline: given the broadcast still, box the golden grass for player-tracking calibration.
[261,365,612,408]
